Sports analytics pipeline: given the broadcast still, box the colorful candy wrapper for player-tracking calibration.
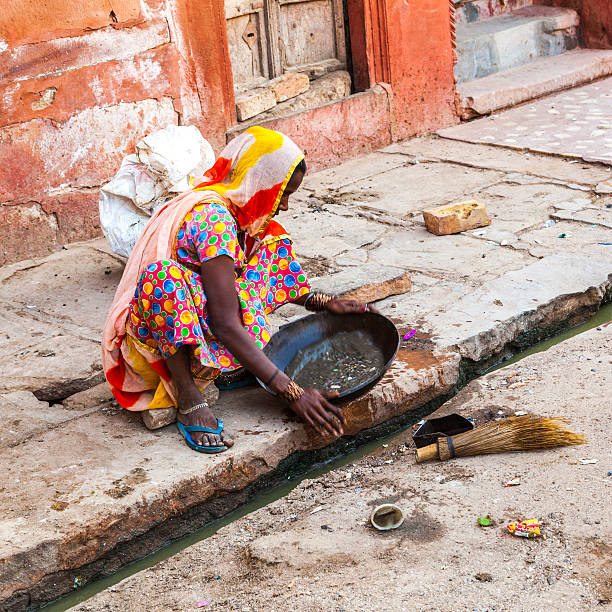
[507,519,540,538]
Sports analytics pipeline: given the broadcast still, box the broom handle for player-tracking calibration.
[415,443,439,463]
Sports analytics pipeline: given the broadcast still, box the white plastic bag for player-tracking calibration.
[99,125,215,258]
[136,125,214,196]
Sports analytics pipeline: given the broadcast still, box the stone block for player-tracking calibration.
[235,88,276,122]
[142,407,176,430]
[231,71,352,129]
[423,200,491,235]
[269,72,310,102]
[312,265,411,303]
[228,77,388,173]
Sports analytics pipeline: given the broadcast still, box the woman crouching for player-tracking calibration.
[102,127,373,453]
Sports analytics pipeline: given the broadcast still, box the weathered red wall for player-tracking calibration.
[538,0,612,48]
[231,87,393,173]
[0,0,142,47]
[0,0,216,265]
[383,0,458,140]
[347,0,458,141]
[1,0,459,265]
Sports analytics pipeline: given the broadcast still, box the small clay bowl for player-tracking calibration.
[369,504,405,531]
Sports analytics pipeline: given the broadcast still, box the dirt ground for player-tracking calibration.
[74,323,611,612]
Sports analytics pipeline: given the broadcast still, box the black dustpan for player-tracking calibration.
[412,414,474,448]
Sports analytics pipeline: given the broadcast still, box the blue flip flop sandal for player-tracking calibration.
[177,419,229,454]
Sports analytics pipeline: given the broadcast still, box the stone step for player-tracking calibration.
[455,5,580,83]
[455,0,533,26]
[457,48,612,118]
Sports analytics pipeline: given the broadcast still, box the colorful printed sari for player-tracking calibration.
[102,127,310,411]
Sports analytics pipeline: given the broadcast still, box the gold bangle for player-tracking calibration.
[279,380,304,404]
[304,292,334,312]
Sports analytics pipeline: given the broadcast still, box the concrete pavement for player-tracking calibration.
[1,121,611,608]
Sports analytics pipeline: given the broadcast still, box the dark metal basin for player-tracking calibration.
[258,311,400,402]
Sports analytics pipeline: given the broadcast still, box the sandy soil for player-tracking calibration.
[75,323,611,612]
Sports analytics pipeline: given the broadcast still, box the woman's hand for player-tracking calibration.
[290,389,346,437]
[326,298,381,315]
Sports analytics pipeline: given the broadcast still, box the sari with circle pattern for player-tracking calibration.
[103,127,310,411]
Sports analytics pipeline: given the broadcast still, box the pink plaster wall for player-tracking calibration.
[0,1,191,265]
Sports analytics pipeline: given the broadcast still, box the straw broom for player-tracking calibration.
[415,415,586,463]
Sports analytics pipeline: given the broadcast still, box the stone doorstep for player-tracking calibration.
[510,5,579,31]
[268,72,310,103]
[457,49,612,117]
[440,76,612,166]
[228,71,352,133]
[454,8,580,84]
[235,88,277,122]
[0,348,460,608]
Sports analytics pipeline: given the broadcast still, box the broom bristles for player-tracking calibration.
[451,415,586,457]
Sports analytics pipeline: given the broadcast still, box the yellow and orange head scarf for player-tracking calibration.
[194,126,304,237]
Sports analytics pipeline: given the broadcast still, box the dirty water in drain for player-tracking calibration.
[42,303,611,611]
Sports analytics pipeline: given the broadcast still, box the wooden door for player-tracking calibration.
[225,0,271,92]
[272,0,346,78]
[224,0,347,92]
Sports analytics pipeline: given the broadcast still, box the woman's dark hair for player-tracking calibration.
[296,158,307,174]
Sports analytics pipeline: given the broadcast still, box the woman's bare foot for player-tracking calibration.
[177,389,234,449]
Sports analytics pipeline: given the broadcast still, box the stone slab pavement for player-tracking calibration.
[73,323,612,612]
[439,76,612,165]
[1,133,611,609]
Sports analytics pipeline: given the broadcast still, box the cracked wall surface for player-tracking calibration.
[0,1,191,266]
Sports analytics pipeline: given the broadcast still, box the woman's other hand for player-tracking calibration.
[290,389,346,437]
[326,298,381,315]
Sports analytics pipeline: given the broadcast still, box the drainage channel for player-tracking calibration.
[42,302,611,612]
[486,301,612,373]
